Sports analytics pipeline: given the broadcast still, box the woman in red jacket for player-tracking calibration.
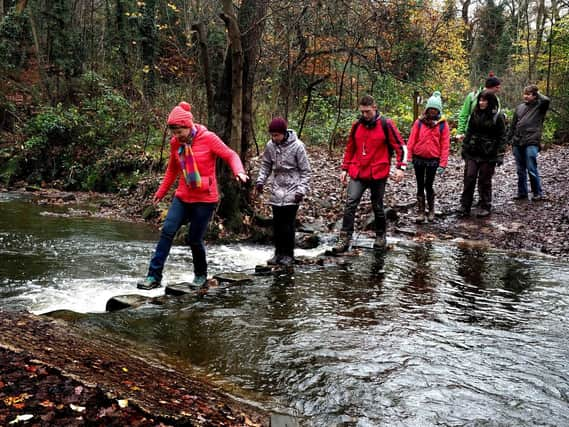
[407,91,450,222]
[138,102,248,290]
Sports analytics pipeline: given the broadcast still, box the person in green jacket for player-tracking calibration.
[456,73,502,142]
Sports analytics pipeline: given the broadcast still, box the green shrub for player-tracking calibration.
[20,81,153,188]
[0,8,31,71]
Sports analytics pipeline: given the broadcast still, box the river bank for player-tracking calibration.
[0,310,269,426]
[9,143,569,258]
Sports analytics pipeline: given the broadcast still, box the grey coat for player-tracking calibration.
[508,93,550,147]
[256,130,311,206]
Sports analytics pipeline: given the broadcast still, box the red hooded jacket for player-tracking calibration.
[341,117,407,180]
[406,118,450,168]
[155,124,245,203]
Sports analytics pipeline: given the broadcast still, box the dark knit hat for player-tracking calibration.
[485,72,501,88]
[268,117,287,134]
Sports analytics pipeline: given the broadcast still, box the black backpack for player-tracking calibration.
[350,116,395,158]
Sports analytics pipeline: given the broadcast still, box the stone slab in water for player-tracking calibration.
[270,413,300,427]
[106,294,151,312]
[165,282,196,296]
[254,265,294,275]
[213,272,253,285]
[41,309,89,321]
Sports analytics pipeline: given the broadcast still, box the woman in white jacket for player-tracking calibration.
[255,117,311,267]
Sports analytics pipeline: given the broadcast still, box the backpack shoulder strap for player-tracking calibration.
[418,120,444,133]
[381,116,389,141]
[381,116,396,157]
[349,121,360,142]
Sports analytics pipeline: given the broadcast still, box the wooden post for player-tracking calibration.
[413,91,421,121]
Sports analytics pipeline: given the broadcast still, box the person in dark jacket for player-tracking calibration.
[508,84,550,201]
[459,90,506,218]
[255,117,311,267]
[332,95,406,253]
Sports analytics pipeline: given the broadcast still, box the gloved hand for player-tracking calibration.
[255,183,264,194]
[294,193,304,203]
[436,166,445,175]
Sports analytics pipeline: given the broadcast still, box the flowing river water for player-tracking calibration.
[2,192,569,426]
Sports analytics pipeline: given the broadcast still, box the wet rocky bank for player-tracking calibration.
[0,311,269,426]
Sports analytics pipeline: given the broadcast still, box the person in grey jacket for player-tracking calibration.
[255,117,311,267]
[508,84,550,201]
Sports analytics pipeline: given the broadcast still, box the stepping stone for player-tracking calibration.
[254,265,293,275]
[165,282,196,296]
[41,309,89,321]
[213,272,253,285]
[106,294,151,312]
[270,413,300,427]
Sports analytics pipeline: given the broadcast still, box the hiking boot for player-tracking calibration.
[331,232,351,254]
[513,194,528,200]
[267,254,282,265]
[278,256,295,267]
[532,194,545,202]
[137,276,161,290]
[457,206,471,218]
[416,196,426,223]
[192,275,207,287]
[477,209,491,218]
[427,194,435,222]
[373,233,386,250]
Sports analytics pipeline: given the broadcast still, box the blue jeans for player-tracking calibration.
[148,197,216,282]
[513,145,542,197]
[341,178,386,235]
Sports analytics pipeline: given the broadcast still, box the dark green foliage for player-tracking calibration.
[43,0,86,79]
[0,8,31,72]
[15,81,153,190]
[470,0,508,82]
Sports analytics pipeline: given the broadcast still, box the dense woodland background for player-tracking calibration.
[0,0,567,229]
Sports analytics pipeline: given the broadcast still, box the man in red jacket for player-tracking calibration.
[332,95,407,253]
[137,102,248,290]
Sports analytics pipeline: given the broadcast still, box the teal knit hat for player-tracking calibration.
[425,91,443,113]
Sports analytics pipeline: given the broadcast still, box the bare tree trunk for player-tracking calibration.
[529,0,547,81]
[15,0,27,14]
[298,75,329,139]
[192,22,214,125]
[140,0,157,101]
[28,10,53,103]
[220,0,243,152]
[215,0,268,232]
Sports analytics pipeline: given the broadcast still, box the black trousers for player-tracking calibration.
[272,204,299,257]
[461,159,496,211]
[414,163,438,200]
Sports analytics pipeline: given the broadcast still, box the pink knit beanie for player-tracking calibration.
[167,102,194,128]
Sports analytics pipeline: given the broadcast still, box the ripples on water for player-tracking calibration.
[2,194,569,425]
[94,244,569,426]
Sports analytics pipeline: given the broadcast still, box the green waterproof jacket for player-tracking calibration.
[457,88,502,135]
